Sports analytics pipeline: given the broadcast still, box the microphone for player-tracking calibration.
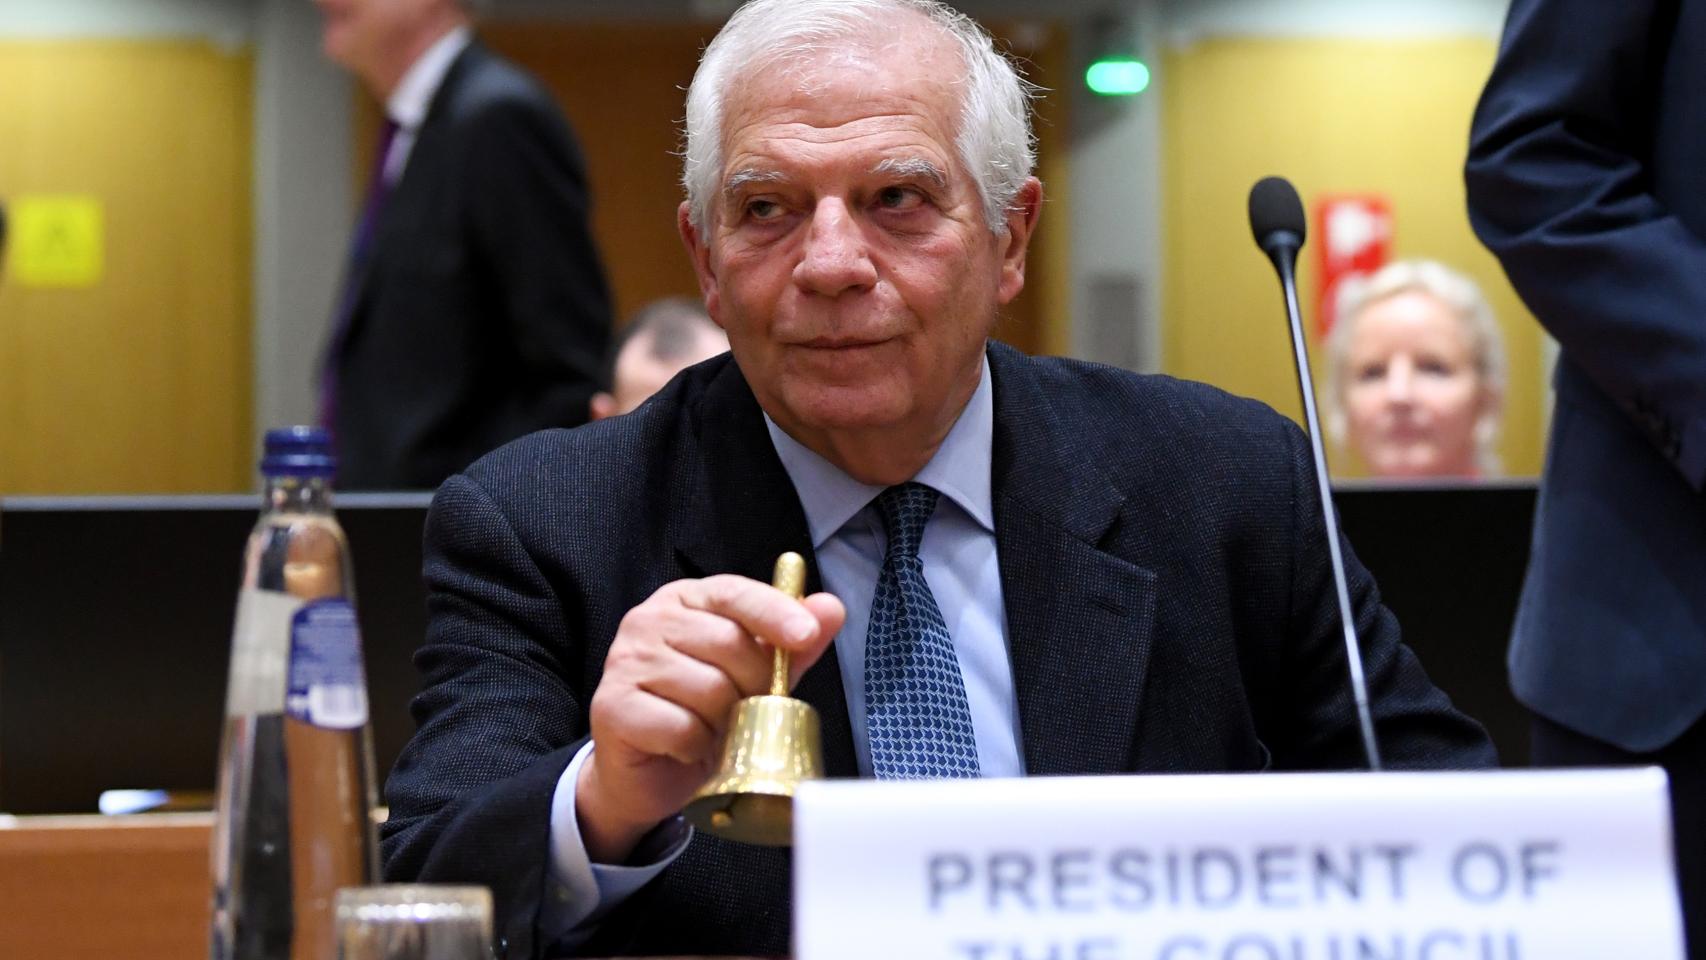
[1247,176,1383,772]
[1249,175,1306,269]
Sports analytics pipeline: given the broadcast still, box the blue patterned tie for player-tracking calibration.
[865,483,981,779]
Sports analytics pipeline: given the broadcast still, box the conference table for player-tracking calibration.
[0,812,211,958]
[0,812,750,958]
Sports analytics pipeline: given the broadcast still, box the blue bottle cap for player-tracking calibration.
[261,426,337,477]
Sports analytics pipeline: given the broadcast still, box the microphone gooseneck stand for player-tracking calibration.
[1248,175,1384,772]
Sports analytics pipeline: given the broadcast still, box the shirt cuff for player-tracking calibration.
[539,740,693,950]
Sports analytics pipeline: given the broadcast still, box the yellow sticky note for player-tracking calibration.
[10,195,105,288]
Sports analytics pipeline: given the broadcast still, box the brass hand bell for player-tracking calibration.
[683,552,825,846]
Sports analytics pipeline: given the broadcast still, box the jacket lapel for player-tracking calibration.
[347,74,432,319]
[988,344,1158,775]
[342,44,480,352]
[669,360,859,778]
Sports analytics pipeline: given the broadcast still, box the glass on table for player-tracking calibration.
[335,885,493,960]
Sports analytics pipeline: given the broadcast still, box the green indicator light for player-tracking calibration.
[1086,59,1151,96]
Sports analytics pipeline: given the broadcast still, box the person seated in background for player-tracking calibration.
[1325,259,1507,479]
[589,297,729,420]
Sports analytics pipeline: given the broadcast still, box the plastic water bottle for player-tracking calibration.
[210,427,379,960]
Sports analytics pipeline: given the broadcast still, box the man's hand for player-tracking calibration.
[575,574,845,863]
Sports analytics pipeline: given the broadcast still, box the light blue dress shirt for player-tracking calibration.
[542,355,1022,947]
[762,355,1024,778]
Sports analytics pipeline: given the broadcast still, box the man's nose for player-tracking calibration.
[793,200,878,296]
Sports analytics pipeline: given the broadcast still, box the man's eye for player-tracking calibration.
[876,186,925,211]
[746,199,783,221]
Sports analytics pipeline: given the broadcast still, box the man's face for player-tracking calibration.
[680,29,1039,464]
[314,0,437,71]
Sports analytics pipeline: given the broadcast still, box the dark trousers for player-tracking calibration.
[1532,712,1705,960]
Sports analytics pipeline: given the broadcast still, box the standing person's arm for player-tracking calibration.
[1465,0,1706,489]
[466,87,613,429]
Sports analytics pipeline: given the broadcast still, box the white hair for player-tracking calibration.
[681,0,1038,233]
[1325,259,1508,474]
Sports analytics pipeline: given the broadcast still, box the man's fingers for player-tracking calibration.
[635,644,751,732]
[674,582,846,691]
[652,608,775,696]
[802,592,846,641]
[787,591,847,684]
[678,574,825,650]
[600,688,721,766]
[601,577,849,769]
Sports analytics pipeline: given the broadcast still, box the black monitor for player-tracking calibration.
[0,493,431,815]
[1332,479,1536,765]
[0,481,1536,814]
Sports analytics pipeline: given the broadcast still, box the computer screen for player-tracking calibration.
[0,482,1535,814]
[1334,480,1535,765]
[0,493,432,814]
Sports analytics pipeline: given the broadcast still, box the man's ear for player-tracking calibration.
[678,201,722,325]
[589,392,617,421]
[996,177,1044,306]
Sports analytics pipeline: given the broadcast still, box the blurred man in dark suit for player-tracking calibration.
[315,0,611,490]
[382,2,1494,956]
[1467,1,1706,954]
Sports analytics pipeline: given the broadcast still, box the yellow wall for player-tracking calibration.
[1162,37,1543,477]
[0,40,253,494]
[2,30,1518,491]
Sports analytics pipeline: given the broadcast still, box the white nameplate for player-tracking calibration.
[794,769,1682,960]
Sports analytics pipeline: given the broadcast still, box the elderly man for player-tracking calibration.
[382,1,1494,957]
[314,0,611,489]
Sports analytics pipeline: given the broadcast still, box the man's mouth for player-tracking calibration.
[796,336,890,349]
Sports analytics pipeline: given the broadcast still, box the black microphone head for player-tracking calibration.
[1248,176,1306,255]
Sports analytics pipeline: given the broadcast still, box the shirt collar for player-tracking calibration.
[386,25,472,130]
[763,353,995,549]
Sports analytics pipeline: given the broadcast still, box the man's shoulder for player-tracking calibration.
[440,43,561,125]
[994,346,1301,458]
[451,355,726,516]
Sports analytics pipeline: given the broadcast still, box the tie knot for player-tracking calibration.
[875,482,938,560]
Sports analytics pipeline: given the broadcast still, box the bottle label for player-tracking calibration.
[226,589,305,715]
[286,599,370,729]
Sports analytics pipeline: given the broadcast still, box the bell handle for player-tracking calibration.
[771,553,806,697]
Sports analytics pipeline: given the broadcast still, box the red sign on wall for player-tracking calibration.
[1314,194,1393,337]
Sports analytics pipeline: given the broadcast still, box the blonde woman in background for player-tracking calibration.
[1325,260,1507,479]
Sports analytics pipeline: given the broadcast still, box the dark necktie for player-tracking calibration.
[864,482,981,779]
[318,118,401,431]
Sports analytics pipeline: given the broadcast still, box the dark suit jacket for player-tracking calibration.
[330,41,611,491]
[380,343,1494,959]
[1466,0,1706,753]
